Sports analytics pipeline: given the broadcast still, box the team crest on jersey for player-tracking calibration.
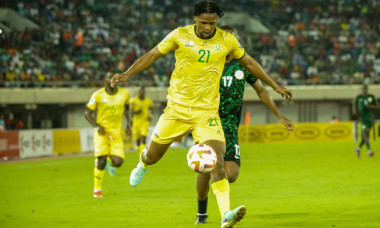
[235,70,244,80]
[185,40,194,47]
[215,45,221,52]
[102,99,108,103]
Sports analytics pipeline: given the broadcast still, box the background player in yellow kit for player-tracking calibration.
[84,73,131,198]
[130,85,153,156]
[111,1,292,227]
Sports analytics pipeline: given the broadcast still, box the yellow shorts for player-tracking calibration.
[93,129,125,159]
[152,101,225,145]
[132,120,149,140]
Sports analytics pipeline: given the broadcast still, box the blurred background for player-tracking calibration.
[0,0,379,157]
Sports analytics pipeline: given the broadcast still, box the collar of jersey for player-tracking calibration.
[194,25,216,40]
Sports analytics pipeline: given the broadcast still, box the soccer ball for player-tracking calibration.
[187,144,217,173]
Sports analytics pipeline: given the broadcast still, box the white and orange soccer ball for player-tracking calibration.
[187,144,217,173]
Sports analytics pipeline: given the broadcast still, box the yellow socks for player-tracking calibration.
[94,167,105,190]
[212,178,230,218]
[138,144,146,158]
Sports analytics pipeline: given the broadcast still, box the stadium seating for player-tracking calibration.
[0,0,379,87]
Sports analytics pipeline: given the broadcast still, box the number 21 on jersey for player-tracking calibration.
[198,49,210,63]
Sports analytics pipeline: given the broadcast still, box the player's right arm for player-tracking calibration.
[112,28,179,87]
[111,47,163,87]
[85,94,106,135]
[251,80,294,131]
[84,107,106,135]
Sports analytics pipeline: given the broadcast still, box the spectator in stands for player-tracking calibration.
[0,114,6,131]
[1,0,380,86]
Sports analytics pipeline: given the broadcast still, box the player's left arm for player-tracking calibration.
[251,80,294,131]
[237,53,292,100]
[124,102,132,137]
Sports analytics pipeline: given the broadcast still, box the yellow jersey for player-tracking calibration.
[87,87,130,131]
[157,24,245,110]
[131,96,153,125]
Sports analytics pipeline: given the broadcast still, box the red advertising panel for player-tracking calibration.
[0,131,19,158]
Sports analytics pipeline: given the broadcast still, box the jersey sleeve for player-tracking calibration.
[244,69,257,84]
[157,28,179,55]
[86,93,97,110]
[228,34,245,60]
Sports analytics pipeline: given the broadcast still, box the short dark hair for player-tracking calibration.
[219,25,235,33]
[193,1,224,18]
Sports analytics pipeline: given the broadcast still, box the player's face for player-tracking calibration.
[139,87,145,97]
[194,13,218,39]
[104,75,115,89]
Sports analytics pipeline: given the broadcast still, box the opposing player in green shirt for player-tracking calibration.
[195,25,295,224]
[355,84,379,158]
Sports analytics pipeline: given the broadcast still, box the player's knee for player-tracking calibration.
[227,172,239,183]
[225,162,240,183]
[96,156,107,170]
[110,156,124,167]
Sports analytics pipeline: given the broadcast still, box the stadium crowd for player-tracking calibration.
[0,0,379,88]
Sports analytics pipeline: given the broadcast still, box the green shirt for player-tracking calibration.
[355,94,376,122]
[219,60,257,127]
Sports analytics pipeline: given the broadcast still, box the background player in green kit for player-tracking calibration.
[355,84,379,158]
[195,25,295,224]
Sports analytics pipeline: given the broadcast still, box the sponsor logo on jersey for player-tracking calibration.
[185,40,194,47]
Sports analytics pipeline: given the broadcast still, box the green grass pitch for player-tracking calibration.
[0,141,379,228]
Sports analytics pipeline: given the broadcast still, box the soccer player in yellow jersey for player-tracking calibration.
[111,1,292,227]
[130,86,153,156]
[85,73,131,198]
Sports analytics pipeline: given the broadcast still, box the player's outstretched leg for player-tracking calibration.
[130,141,171,186]
[130,162,149,186]
[221,205,246,228]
